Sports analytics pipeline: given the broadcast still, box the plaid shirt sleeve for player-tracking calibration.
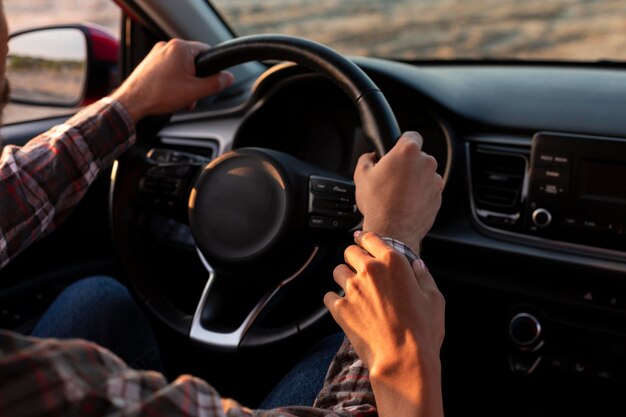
[0,98,135,269]
[0,329,375,417]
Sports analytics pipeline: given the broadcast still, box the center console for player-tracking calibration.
[526,132,626,252]
[470,131,626,257]
[465,131,626,390]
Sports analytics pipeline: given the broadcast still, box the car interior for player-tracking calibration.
[1,0,626,415]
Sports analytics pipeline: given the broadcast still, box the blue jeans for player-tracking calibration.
[31,276,163,372]
[33,275,342,406]
[260,332,345,408]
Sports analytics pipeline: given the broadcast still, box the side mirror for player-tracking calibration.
[6,24,119,108]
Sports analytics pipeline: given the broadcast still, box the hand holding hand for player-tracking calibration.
[325,232,445,376]
[112,39,234,123]
[354,131,443,254]
[324,232,445,417]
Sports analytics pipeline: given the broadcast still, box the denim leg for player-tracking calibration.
[31,276,163,372]
[260,332,345,408]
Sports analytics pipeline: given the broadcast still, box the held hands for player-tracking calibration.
[355,131,443,254]
[324,232,445,417]
[324,232,445,377]
[111,39,234,123]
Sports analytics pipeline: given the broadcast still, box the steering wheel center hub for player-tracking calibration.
[189,150,289,263]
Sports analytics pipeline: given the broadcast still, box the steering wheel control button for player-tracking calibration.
[311,178,331,193]
[334,202,356,213]
[329,183,350,195]
[148,148,211,164]
[308,175,360,231]
[509,313,542,347]
[309,216,347,230]
[139,164,199,215]
[532,208,552,228]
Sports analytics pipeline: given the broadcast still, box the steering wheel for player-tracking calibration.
[110,34,400,351]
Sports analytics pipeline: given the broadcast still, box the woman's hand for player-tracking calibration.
[324,232,445,417]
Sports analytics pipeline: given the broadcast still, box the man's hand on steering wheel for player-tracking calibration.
[111,39,235,124]
[355,131,444,254]
[110,33,410,349]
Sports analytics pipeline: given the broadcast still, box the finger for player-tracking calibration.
[398,130,424,149]
[344,244,372,272]
[411,259,439,292]
[434,172,445,193]
[151,40,167,52]
[354,231,394,259]
[323,291,343,313]
[182,40,212,58]
[354,151,376,183]
[333,264,354,291]
[195,71,235,96]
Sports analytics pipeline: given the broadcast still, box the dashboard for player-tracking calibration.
[1,51,624,414]
[147,58,626,414]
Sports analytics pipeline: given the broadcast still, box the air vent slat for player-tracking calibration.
[472,148,528,218]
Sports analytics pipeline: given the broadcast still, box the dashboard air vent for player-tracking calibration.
[472,146,528,225]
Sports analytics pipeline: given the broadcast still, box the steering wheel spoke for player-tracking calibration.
[189,249,315,349]
[189,272,272,349]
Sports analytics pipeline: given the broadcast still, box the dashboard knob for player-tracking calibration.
[509,313,542,347]
[532,208,552,228]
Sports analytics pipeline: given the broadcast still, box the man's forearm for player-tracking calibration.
[0,98,134,268]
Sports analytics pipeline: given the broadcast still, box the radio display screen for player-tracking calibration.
[581,159,626,201]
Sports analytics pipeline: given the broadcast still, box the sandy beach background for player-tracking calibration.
[215,0,626,61]
[3,0,626,124]
[6,0,626,61]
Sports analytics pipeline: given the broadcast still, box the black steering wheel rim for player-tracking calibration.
[110,34,400,351]
[196,35,400,156]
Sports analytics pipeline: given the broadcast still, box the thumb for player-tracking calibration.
[354,151,376,183]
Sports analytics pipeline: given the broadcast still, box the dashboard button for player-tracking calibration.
[509,313,542,347]
[562,217,577,227]
[553,154,571,165]
[536,167,568,181]
[533,182,569,197]
[538,153,555,164]
[532,208,552,228]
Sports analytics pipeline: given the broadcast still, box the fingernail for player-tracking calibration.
[219,71,235,89]
[353,230,362,240]
[418,259,429,272]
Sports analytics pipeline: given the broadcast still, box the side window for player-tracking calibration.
[3,0,120,125]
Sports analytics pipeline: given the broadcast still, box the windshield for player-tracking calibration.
[210,0,626,62]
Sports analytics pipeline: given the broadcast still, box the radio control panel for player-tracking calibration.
[526,132,626,252]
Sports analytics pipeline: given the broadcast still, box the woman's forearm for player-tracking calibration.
[370,352,444,417]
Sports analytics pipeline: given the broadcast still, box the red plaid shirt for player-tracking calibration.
[0,330,375,417]
[0,98,135,269]
[0,99,378,417]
